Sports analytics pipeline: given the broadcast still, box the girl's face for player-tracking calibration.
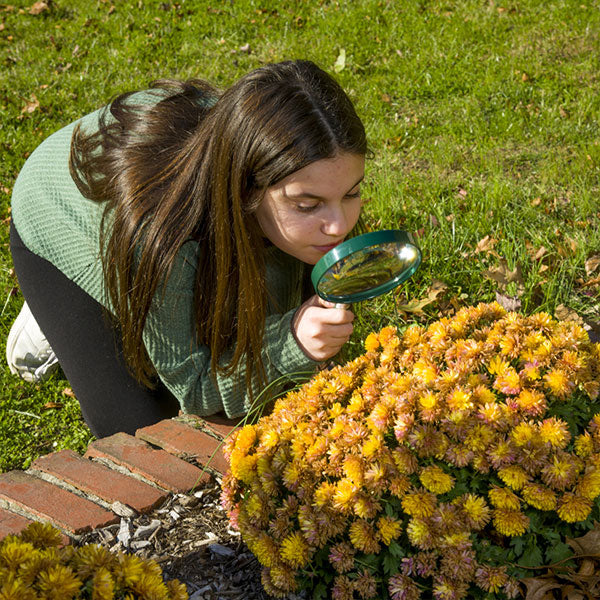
[256,152,365,265]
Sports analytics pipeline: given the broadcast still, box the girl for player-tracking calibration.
[6,60,366,438]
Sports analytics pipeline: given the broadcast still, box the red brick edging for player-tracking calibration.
[0,414,242,541]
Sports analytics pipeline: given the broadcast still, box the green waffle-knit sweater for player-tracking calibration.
[11,94,317,418]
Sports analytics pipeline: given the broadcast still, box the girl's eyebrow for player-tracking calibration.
[284,175,364,201]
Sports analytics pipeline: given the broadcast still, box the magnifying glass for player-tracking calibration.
[311,229,421,305]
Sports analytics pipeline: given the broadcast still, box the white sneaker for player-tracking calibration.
[6,302,59,383]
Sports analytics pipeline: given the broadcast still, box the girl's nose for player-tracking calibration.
[321,205,349,237]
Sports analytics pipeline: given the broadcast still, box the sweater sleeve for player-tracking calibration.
[142,242,318,418]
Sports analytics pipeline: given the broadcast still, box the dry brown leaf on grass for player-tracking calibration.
[396,280,448,316]
[585,255,600,277]
[475,234,499,255]
[62,387,76,398]
[28,1,49,15]
[496,291,522,312]
[483,257,525,295]
[42,401,63,410]
[20,94,39,115]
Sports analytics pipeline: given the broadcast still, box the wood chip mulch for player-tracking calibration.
[77,478,307,600]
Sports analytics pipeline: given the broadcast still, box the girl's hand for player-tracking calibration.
[292,294,354,361]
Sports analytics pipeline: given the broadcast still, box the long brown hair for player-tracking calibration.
[69,60,367,394]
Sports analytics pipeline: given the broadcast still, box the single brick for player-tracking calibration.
[32,450,167,513]
[197,413,246,440]
[0,507,33,540]
[85,432,208,493]
[137,419,229,474]
[0,471,117,534]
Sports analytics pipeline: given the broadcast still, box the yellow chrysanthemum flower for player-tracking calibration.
[313,481,337,507]
[488,355,510,376]
[515,389,546,415]
[333,478,358,512]
[419,465,454,495]
[401,490,437,518]
[342,455,365,486]
[406,518,432,549]
[492,508,530,536]
[235,425,258,452]
[250,533,280,568]
[348,520,380,554]
[37,565,82,599]
[464,424,495,452]
[510,422,536,447]
[576,470,600,501]
[557,492,592,523]
[230,451,259,484]
[521,483,557,511]
[413,360,438,385]
[488,486,521,510]
[544,368,572,398]
[362,434,382,458]
[473,384,497,405]
[364,332,380,352]
[377,516,402,545]
[497,465,529,490]
[574,433,594,458]
[419,392,438,411]
[461,494,491,529]
[447,388,473,412]
[538,417,570,448]
[280,531,310,568]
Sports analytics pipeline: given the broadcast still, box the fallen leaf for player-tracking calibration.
[475,235,497,254]
[567,528,600,556]
[521,576,561,599]
[62,387,76,398]
[483,258,525,295]
[20,94,39,115]
[585,255,600,276]
[457,188,468,198]
[239,43,251,54]
[333,48,346,73]
[530,245,548,261]
[496,292,521,312]
[555,304,585,326]
[381,93,391,103]
[28,1,48,15]
[581,275,600,289]
[43,401,63,410]
[531,197,542,207]
[396,280,447,316]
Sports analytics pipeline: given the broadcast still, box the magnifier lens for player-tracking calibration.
[311,230,421,304]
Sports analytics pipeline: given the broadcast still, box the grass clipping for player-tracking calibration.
[221,302,600,599]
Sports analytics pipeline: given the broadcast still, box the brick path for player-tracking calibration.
[0,414,242,542]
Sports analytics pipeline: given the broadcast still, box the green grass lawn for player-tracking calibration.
[0,0,598,472]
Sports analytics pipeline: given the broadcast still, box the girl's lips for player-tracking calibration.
[314,240,344,253]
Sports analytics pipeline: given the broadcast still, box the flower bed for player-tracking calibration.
[221,303,600,599]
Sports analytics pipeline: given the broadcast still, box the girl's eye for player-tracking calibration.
[344,190,361,200]
[296,204,319,213]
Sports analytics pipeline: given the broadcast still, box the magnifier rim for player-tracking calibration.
[311,229,422,303]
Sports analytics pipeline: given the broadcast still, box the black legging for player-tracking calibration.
[9,221,180,438]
